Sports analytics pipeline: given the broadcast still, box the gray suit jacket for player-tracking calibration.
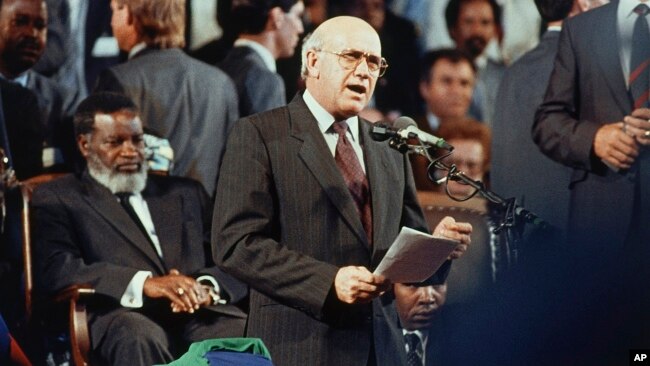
[32,172,247,348]
[470,58,506,126]
[94,48,239,195]
[219,46,286,117]
[492,30,571,236]
[213,94,432,365]
[533,1,636,249]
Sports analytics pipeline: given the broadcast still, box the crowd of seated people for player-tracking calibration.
[2,0,647,364]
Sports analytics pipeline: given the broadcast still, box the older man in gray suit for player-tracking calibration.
[214,16,472,366]
[94,0,238,195]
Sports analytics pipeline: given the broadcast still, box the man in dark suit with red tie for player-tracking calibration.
[534,0,650,257]
[214,16,472,366]
[533,0,650,359]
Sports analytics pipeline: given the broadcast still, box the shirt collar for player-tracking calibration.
[0,70,29,87]
[234,38,277,72]
[303,89,360,142]
[128,42,147,59]
[402,328,429,346]
[546,25,562,32]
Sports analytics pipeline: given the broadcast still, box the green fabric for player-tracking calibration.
[160,338,272,366]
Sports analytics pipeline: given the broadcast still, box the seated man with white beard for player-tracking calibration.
[31,92,247,366]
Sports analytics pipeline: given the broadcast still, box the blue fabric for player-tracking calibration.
[205,351,273,366]
[160,338,272,366]
[0,313,11,363]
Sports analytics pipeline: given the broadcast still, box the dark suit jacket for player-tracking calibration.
[214,94,434,365]
[26,70,78,171]
[533,1,636,250]
[85,0,123,92]
[374,10,421,117]
[32,172,247,349]
[492,30,571,236]
[0,79,43,180]
[94,48,239,195]
[375,297,446,366]
[219,46,286,117]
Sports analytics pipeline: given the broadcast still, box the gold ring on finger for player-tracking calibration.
[177,288,184,296]
[644,130,650,138]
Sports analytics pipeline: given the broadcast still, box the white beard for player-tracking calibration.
[87,152,147,194]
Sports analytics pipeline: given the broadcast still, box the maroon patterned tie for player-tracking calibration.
[332,121,373,245]
[630,4,650,109]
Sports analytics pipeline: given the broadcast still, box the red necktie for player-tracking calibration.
[630,4,650,109]
[332,121,373,245]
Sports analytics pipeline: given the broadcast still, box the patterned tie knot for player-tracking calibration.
[405,333,421,352]
[405,333,423,366]
[332,121,349,138]
[634,3,649,16]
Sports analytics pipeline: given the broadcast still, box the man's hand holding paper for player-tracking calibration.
[432,216,473,260]
[374,218,472,284]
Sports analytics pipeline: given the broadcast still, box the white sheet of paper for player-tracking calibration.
[374,226,458,283]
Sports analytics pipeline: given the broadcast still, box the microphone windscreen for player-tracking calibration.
[393,116,417,129]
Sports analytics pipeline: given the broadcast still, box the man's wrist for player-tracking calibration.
[196,275,226,305]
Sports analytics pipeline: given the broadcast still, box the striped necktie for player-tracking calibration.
[332,121,373,246]
[630,3,650,109]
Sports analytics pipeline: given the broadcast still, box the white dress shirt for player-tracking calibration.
[119,192,163,307]
[618,0,650,87]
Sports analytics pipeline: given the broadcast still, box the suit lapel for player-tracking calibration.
[81,172,166,273]
[144,182,182,271]
[594,2,632,114]
[360,121,398,253]
[288,96,369,247]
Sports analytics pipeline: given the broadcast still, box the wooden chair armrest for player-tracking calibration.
[52,284,95,366]
[52,284,96,303]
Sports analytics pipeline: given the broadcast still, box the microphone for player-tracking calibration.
[370,123,400,141]
[392,117,454,150]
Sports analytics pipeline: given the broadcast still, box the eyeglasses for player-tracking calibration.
[315,49,388,77]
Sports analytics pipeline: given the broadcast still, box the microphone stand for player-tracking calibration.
[390,137,548,268]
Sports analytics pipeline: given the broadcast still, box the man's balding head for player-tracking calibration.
[301,16,384,119]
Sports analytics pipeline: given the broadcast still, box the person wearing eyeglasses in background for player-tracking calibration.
[213,15,472,366]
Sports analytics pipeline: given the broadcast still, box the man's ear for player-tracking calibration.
[419,81,430,100]
[77,134,90,157]
[305,50,320,78]
[448,27,459,45]
[267,6,284,30]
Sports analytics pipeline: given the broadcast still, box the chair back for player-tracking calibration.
[19,173,66,322]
